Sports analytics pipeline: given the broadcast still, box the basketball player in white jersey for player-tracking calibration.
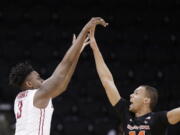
[9,17,108,135]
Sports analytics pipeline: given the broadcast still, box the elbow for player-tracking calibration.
[168,119,179,125]
[171,116,180,125]
[167,108,180,125]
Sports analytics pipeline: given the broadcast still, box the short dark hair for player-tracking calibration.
[9,62,34,89]
[141,85,158,111]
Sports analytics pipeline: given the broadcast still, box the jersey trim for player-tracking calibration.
[38,109,43,135]
[41,109,45,135]
[38,109,45,135]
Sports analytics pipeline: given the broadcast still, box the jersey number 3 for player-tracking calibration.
[16,101,23,119]
[129,131,145,135]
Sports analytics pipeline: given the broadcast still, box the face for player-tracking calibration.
[25,71,44,89]
[129,86,149,113]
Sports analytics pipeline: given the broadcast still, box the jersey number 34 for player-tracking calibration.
[129,131,145,135]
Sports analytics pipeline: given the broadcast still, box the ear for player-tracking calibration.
[144,97,151,104]
[25,81,32,88]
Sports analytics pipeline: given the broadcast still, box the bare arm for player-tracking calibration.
[167,107,180,125]
[34,17,106,108]
[58,35,90,92]
[90,27,121,106]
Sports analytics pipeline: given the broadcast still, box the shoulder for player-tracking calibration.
[114,98,128,108]
[16,90,28,99]
[114,98,131,122]
[150,111,168,119]
[27,89,38,94]
[15,89,38,100]
[151,111,169,125]
[152,111,167,117]
[114,98,130,113]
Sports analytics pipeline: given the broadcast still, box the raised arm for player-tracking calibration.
[34,17,107,108]
[58,35,90,93]
[167,107,180,125]
[56,19,107,95]
[89,26,121,106]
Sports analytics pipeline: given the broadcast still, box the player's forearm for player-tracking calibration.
[92,44,113,81]
[167,107,180,125]
[57,48,83,94]
[92,43,121,105]
[59,35,90,92]
[102,79,121,106]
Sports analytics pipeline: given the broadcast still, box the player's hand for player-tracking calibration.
[89,21,109,50]
[72,34,76,45]
[72,34,90,52]
[84,17,108,32]
[80,35,90,52]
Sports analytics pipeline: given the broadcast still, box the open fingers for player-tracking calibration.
[72,34,76,44]
[84,35,90,43]
[83,41,90,46]
[94,18,108,27]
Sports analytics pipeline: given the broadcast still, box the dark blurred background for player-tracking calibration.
[0,0,179,135]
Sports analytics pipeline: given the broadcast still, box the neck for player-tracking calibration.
[135,107,151,117]
[21,85,31,91]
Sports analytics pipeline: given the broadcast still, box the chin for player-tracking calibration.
[129,106,136,113]
[129,106,133,112]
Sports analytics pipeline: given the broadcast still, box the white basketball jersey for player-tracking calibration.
[14,89,54,135]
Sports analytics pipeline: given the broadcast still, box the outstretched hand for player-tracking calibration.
[89,20,108,49]
[72,17,108,52]
[84,17,108,32]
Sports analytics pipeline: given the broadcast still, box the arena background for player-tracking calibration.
[0,0,179,134]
